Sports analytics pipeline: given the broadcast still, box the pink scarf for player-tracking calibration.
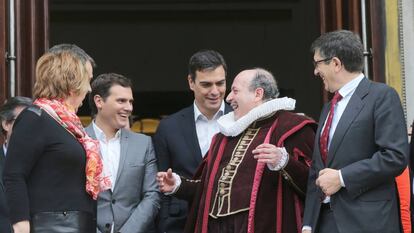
[34,98,111,200]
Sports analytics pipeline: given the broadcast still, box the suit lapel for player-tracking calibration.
[180,106,203,164]
[0,146,5,171]
[316,104,330,166]
[85,124,96,139]
[327,78,370,165]
[85,124,123,193]
[114,129,128,192]
[180,103,231,164]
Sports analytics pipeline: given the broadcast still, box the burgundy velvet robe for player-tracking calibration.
[176,111,316,233]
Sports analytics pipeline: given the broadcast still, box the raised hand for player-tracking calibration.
[156,168,177,193]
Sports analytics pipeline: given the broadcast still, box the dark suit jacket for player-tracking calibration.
[153,103,231,233]
[303,78,409,233]
[409,120,414,232]
[0,147,12,233]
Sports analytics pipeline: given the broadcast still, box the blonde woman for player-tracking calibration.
[4,48,110,233]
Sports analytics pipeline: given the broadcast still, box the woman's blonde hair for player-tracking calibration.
[33,51,90,99]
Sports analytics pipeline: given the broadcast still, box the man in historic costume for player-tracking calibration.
[157,68,316,233]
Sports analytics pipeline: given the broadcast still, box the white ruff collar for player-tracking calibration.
[217,97,296,137]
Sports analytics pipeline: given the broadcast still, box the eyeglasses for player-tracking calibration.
[313,57,333,67]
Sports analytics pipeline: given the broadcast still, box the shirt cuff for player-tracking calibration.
[302,226,312,232]
[339,169,345,187]
[267,147,289,171]
[164,173,181,195]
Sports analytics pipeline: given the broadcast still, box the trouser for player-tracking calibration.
[315,203,340,233]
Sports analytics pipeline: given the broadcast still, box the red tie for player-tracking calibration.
[320,92,342,164]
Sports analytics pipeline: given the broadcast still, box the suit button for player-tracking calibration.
[105,223,111,228]
[112,199,116,204]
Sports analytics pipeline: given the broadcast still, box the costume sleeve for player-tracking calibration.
[279,124,315,197]
[340,87,408,198]
[119,137,161,233]
[3,109,46,223]
[174,159,206,202]
[153,120,170,172]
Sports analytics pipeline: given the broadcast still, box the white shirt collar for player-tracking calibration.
[193,100,225,121]
[217,97,296,137]
[338,73,364,99]
[92,121,121,142]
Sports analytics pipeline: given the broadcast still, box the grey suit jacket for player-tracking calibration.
[303,78,409,233]
[85,125,160,233]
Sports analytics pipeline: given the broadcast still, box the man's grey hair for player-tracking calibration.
[49,43,96,67]
[248,68,279,101]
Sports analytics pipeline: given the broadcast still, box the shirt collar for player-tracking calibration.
[193,100,225,121]
[92,121,121,142]
[338,73,364,98]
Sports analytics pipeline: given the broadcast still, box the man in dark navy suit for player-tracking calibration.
[0,96,32,233]
[303,30,408,233]
[153,50,231,233]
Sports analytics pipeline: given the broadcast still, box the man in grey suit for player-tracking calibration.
[302,30,409,233]
[86,73,160,233]
[153,50,231,233]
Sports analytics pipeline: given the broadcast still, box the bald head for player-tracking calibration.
[226,68,279,120]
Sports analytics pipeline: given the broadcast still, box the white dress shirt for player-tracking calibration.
[93,122,121,191]
[194,101,225,157]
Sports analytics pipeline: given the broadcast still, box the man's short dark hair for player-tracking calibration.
[89,73,133,116]
[49,43,96,67]
[0,96,32,135]
[188,50,227,81]
[310,30,364,73]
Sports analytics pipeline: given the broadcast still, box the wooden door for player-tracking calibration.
[317,0,385,102]
[0,0,49,104]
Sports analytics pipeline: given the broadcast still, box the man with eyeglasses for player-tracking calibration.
[0,96,32,233]
[302,30,409,233]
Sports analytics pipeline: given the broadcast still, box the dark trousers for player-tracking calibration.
[315,204,340,233]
